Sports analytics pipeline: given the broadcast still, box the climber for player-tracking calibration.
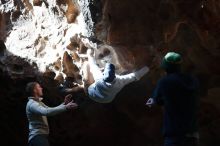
[146,52,199,146]
[26,82,78,146]
[81,48,150,103]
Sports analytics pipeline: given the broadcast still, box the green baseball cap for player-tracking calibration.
[161,52,182,69]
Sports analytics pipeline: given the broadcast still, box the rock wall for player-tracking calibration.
[94,0,220,145]
[0,0,220,146]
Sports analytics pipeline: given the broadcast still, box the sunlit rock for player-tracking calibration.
[66,0,80,24]
[54,72,64,84]
[33,0,43,6]
[62,51,80,81]
[1,0,92,75]
[71,51,80,62]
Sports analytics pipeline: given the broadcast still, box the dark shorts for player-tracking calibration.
[28,134,49,146]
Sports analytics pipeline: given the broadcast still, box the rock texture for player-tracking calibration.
[94,0,220,145]
[0,0,220,146]
[96,0,220,72]
[0,0,90,74]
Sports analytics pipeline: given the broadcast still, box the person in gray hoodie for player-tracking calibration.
[26,82,78,146]
[82,49,150,103]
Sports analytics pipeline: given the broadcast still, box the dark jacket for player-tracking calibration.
[152,72,199,136]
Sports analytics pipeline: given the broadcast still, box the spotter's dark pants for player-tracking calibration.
[28,134,49,146]
[164,136,199,146]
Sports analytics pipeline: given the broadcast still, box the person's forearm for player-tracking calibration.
[44,104,67,116]
[134,66,149,80]
[88,56,103,80]
[115,73,137,89]
[118,73,136,82]
[88,56,96,66]
[30,102,67,116]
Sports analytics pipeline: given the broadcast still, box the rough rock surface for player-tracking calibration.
[0,0,220,146]
[93,1,220,145]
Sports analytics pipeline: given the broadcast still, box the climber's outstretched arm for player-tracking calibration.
[117,66,149,87]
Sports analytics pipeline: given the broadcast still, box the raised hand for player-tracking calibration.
[146,98,154,107]
[65,100,78,110]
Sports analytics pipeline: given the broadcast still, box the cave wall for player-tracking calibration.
[93,0,220,145]
[95,0,220,75]
[94,0,220,109]
[0,0,220,146]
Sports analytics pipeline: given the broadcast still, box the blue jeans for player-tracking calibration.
[164,136,199,146]
[28,134,49,146]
